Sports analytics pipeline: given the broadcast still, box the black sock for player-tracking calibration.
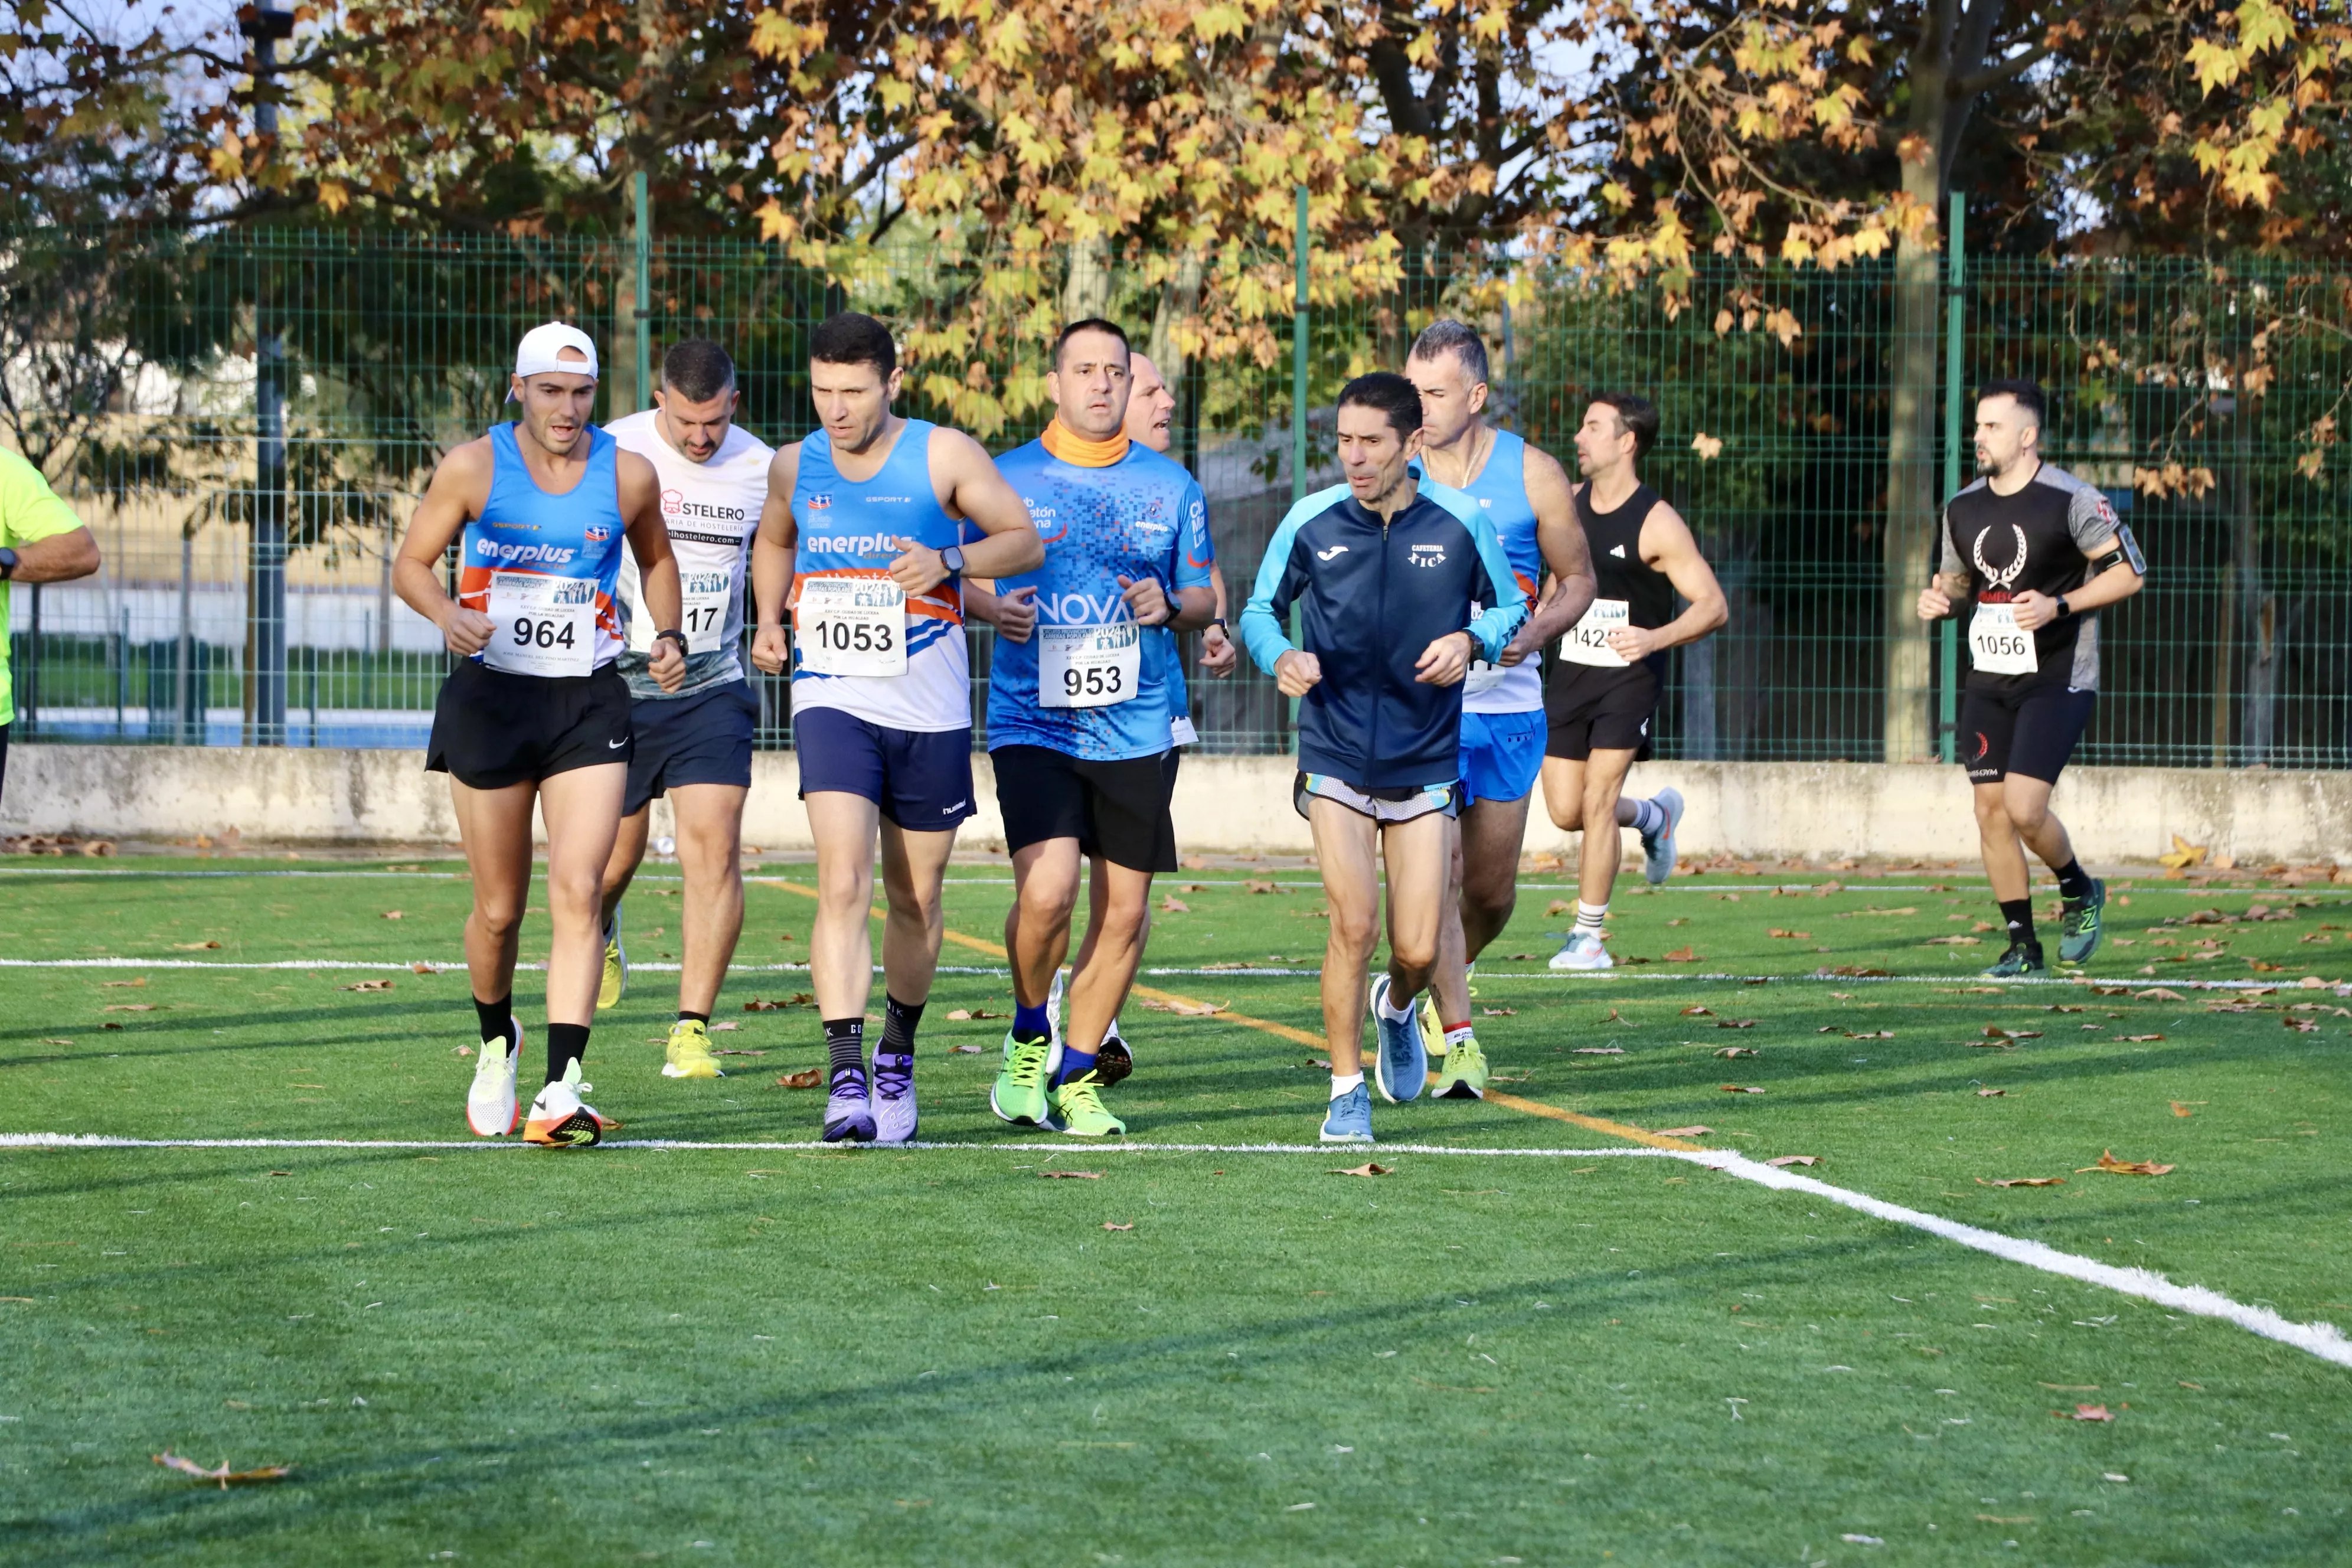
[1999,899,2037,948]
[473,994,514,1052]
[824,1017,866,1082]
[546,1021,590,1085]
[881,995,925,1057]
[679,1010,710,1027]
[2054,859,2093,901]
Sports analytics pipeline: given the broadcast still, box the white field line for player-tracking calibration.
[0,955,2338,992]
[3,1132,2345,1369]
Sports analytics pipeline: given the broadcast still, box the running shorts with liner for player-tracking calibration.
[1294,772,1461,825]
[427,661,633,789]
[1544,662,1659,761]
[605,410,773,703]
[1959,685,2096,785]
[793,704,975,829]
[623,678,759,815]
[994,744,1180,873]
[1458,709,1545,805]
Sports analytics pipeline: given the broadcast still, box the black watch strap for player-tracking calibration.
[0,547,17,580]
[655,628,688,649]
[940,544,966,576]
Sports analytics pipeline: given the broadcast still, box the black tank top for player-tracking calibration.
[1575,481,1675,630]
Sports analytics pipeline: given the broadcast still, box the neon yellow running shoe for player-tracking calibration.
[991,1033,1054,1126]
[661,1018,723,1080]
[596,911,626,1011]
[1419,991,1449,1059]
[1432,1033,1489,1100]
[1051,1071,1126,1137]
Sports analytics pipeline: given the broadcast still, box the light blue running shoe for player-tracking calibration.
[1369,974,1427,1105]
[1320,1081,1374,1144]
[1641,787,1685,886]
[870,1051,917,1143]
[821,1066,876,1143]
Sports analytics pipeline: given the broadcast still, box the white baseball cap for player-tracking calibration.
[507,322,599,400]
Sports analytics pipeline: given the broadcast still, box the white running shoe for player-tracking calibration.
[465,1020,523,1136]
[1549,930,1614,972]
[524,1077,614,1147]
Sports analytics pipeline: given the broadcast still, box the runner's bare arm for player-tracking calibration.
[1198,561,1239,676]
[393,438,496,656]
[618,450,685,692]
[1605,501,1727,662]
[2010,531,2145,630]
[886,427,1041,594]
[749,444,801,675]
[1504,444,1597,664]
[961,579,1039,643]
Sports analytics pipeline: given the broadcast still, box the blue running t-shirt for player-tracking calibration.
[987,427,1213,760]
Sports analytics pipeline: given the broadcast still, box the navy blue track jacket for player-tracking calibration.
[1240,479,1527,789]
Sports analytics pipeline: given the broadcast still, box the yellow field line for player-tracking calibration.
[750,876,1701,1151]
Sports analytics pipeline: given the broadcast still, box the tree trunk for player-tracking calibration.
[1882,146,1943,763]
[1063,235,1112,324]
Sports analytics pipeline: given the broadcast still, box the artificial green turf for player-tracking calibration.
[6,858,2352,1563]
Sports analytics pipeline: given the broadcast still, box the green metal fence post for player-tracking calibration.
[633,170,653,411]
[1289,185,1309,504]
[1937,191,1964,764]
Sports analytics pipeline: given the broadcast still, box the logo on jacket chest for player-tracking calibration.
[1407,543,1448,569]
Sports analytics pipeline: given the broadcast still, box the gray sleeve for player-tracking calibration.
[2068,484,2124,553]
[1938,509,1963,579]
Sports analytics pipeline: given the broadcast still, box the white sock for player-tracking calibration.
[1331,1072,1365,1099]
[1443,1024,1475,1048]
[1575,901,1609,933]
[1377,986,1418,1023]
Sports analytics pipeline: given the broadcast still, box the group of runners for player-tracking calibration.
[394,314,2143,1149]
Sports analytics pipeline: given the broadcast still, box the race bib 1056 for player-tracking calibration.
[484,570,594,678]
[1969,601,2038,676]
[796,577,908,677]
[1040,623,1141,709]
[1560,597,1631,668]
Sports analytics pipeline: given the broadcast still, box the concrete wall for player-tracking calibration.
[6,744,2350,865]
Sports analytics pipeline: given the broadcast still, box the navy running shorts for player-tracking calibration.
[793,705,976,831]
[1959,685,2096,786]
[624,680,759,815]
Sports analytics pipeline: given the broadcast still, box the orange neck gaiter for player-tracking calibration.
[1041,418,1130,468]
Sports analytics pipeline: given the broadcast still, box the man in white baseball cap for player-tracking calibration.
[506,322,600,397]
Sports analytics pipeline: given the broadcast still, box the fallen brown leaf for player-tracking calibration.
[2118,1033,2165,1042]
[2157,835,2209,871]
[1573,1046,1624,1055]
[1041,1171,1102,1180]
[1480,1006,1517,1016]
[1766,929,1812,939]
[154,1452,292,1487]
[946,1007,1008,1021]
[2057,1404,2115,1422]
[1925,935,1983,946]
[709,1021,741,1032]
[2079,1150,2174,1176]
[776,1069,822,1089]
[1976,1087,2007,1097]
[1159,895,1190,913]
[380,910,404,920]
[1714,1018,1757,1030]
[2170,1100,2198,1116]
[38,1037,72,1046]
[2134,987,2188,1000]
[1720,1084,1766,1094]
[1979,1176,2065,1187]
[336,980,393,993]
[1330,1162,1392,1177]
[1661,946,1700,962]
[1982,1026,2043,1041]
[1244,878,1280,894]
[103,1002,159,1011]
[1714,1046,1757,1059]
[1544,899,1575,917]
[950,1044,984,1054]
[1680,1005,1714,1017]
[1820,965,1892,978]
[1102,1221,1135,1231]
[1656,1125,1713,1138]
[101,978,145,988]
[1765,1155,1819,1167]
[171,940,222,951]
[409,962,439,975]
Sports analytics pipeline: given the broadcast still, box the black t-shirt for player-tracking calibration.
[1940,462,2121,694]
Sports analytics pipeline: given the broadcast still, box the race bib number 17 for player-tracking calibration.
[484,570,594,678]
[796,577,908,677]
[1040,623,1140,709]
[680,570,735,655]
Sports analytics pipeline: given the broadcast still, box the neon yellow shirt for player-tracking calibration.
[0,449,87,726]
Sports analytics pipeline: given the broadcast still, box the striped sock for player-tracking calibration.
[1575,901,1609,933]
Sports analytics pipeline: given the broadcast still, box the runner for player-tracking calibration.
[593,339,773,1084]
[1240,372,1525,1144]
[1402,321,1596,1096]
[747,312,1041,1143]
[995,347,1235,1084]
[1917,378,2143,976]
[972,319,1216,1137]
[1541,393,1727,972]
[394,322,687,1146]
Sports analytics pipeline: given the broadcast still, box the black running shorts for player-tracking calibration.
[623,680,759,815]
[1959,684,2096,786]
[992,744,1180,873]
[426,660,633,790]
[1544,663,1660,761]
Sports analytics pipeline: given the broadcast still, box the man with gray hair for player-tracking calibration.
[1403,319,1596,1096]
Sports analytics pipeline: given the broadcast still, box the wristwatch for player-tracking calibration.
[0,547,17,580]
[1208,616,1228,631]
[2053,594,2074,620]
[655,628,689,652]
[939,544,966,576]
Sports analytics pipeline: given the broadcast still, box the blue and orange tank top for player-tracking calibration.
[458,422,628,674]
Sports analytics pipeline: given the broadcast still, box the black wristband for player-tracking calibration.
[655,628,688,651]
[2053,596,2073,621]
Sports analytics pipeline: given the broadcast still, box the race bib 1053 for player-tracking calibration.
[796,577,908,677]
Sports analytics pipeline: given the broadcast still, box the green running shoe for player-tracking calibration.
[2059,878,2106,965]
[1051,1071,1126,1137]
[1419,991,1448,1059]
[1981,939,2047,979]
[596,911,626,1010]
[1432,1033,1489,1100]
[991,1033,1054,1126]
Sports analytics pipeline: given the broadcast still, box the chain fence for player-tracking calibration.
[5,226,2346,766]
